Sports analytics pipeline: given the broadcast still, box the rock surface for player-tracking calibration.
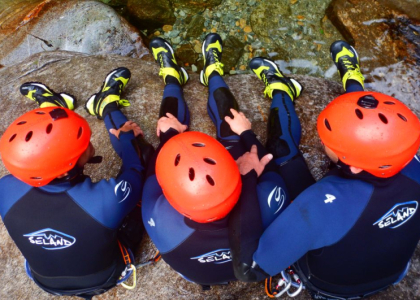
[0,51,420,299]
[0,0,149,66]
[126,0,176,31]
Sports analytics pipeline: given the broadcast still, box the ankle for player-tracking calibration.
[165,75,181,86]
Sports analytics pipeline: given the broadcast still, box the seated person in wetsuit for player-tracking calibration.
[230,40,420,300]
[0,68,149,298]
[142,33,314,287]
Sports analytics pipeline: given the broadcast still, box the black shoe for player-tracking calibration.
[249,57,302,100]
[85,67,131,119]
[20,82,76,110]
[330,40,364,91]
[200,33,224,86]
[149,37,188,85]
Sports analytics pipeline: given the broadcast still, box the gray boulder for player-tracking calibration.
[0,0,148,67]
[0,51,419,299]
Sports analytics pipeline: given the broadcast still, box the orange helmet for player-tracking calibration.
[0,107,91,186]
[317,92,420,178]
[156,131,242,223]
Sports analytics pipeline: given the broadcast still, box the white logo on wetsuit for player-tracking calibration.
[268,186,286,214]
[23,228,76,250]
[373,201,418,229]
[148,218,155,227]
[115,180,131,203]
[190,249,231,264]
[324,194,336,203]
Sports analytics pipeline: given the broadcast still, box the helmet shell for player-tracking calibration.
[0,107,91,186]
[156,131,242,223]
[317,91,420,178]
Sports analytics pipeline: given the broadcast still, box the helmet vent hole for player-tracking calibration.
[189,168,195,181]
[35,111,45,115]
[9,134,16,142]
[378,113,388,124]
[324,119,332,131]
[17,121,26,125]
[25,131,33,142]
[206,175,215,186]
[175,154,181,166]
[384,101,395,105]
[397,113,407,122]
[204,158,216,165]
[30,177,42,180]
[46,123,53,134]
[379,165,392,169]
[355,109,363,119]
[77,127,83,139]
[192,143,205,147]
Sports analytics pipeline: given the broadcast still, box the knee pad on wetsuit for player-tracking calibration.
[159,96,179,119]
[212,87,239,138]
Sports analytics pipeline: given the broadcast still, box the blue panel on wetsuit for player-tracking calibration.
[67,177,125,229]
[142,176,195,253]
[253,175,374,275]
[401,156,420,184]
[0,175,32,217]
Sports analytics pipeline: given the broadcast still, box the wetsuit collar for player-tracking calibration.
[328,160,397,186]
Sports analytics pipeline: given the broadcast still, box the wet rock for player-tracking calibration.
[326,0,420,69]
[126,0,175,31]
[250,0,292,38]
[222,36,245,73]
[171,0,223,13]
[99,0,128,6]
[185,14,206,39]
[0,0,149,67]
[0,50,420,300]
[175,43,199,68]
[378,0,420,22]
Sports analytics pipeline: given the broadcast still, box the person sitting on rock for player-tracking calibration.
[0,67,150,299]
[229,40,420,300]
[141,33,314,288]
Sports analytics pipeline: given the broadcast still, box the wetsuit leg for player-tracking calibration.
[146,82,191,178]
[345,79,364,93]
[265,91,315,200]
[207,73,246,159]
[159,82,190,126]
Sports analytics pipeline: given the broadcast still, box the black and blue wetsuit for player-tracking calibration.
[0,110,144,295]
[142,73,314,285]
[230,82,420,299]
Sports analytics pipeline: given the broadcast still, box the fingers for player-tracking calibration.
[260,153,273,167]
[109,128,119,139]
[250,144,258,154]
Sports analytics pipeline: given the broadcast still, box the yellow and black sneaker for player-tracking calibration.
[200,33,224,86]
[85,67,131,119]
[149,37,188,85]
[330,40,365,91]
[249,57,302,100]
[20,82,76,110]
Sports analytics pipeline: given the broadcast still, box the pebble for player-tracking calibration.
[211,28,217,33]
[168,30,180,38]
[239,18,246,28]
[194,44,202,53]
[239,65,246,70]
[191,64,198,72]
[154,31,160,36]
[244,26,252,33]
[179,10,186,17]
[162,25,173,32]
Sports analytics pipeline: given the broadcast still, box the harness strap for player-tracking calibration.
[117,240,136,290]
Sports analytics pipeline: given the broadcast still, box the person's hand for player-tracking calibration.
[236,145,273,177]
[157,113,188,136]
[109,121,143,139]
[224,108,251,135]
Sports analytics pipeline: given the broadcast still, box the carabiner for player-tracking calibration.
[121,264,136,290]
[274,271,292,298]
